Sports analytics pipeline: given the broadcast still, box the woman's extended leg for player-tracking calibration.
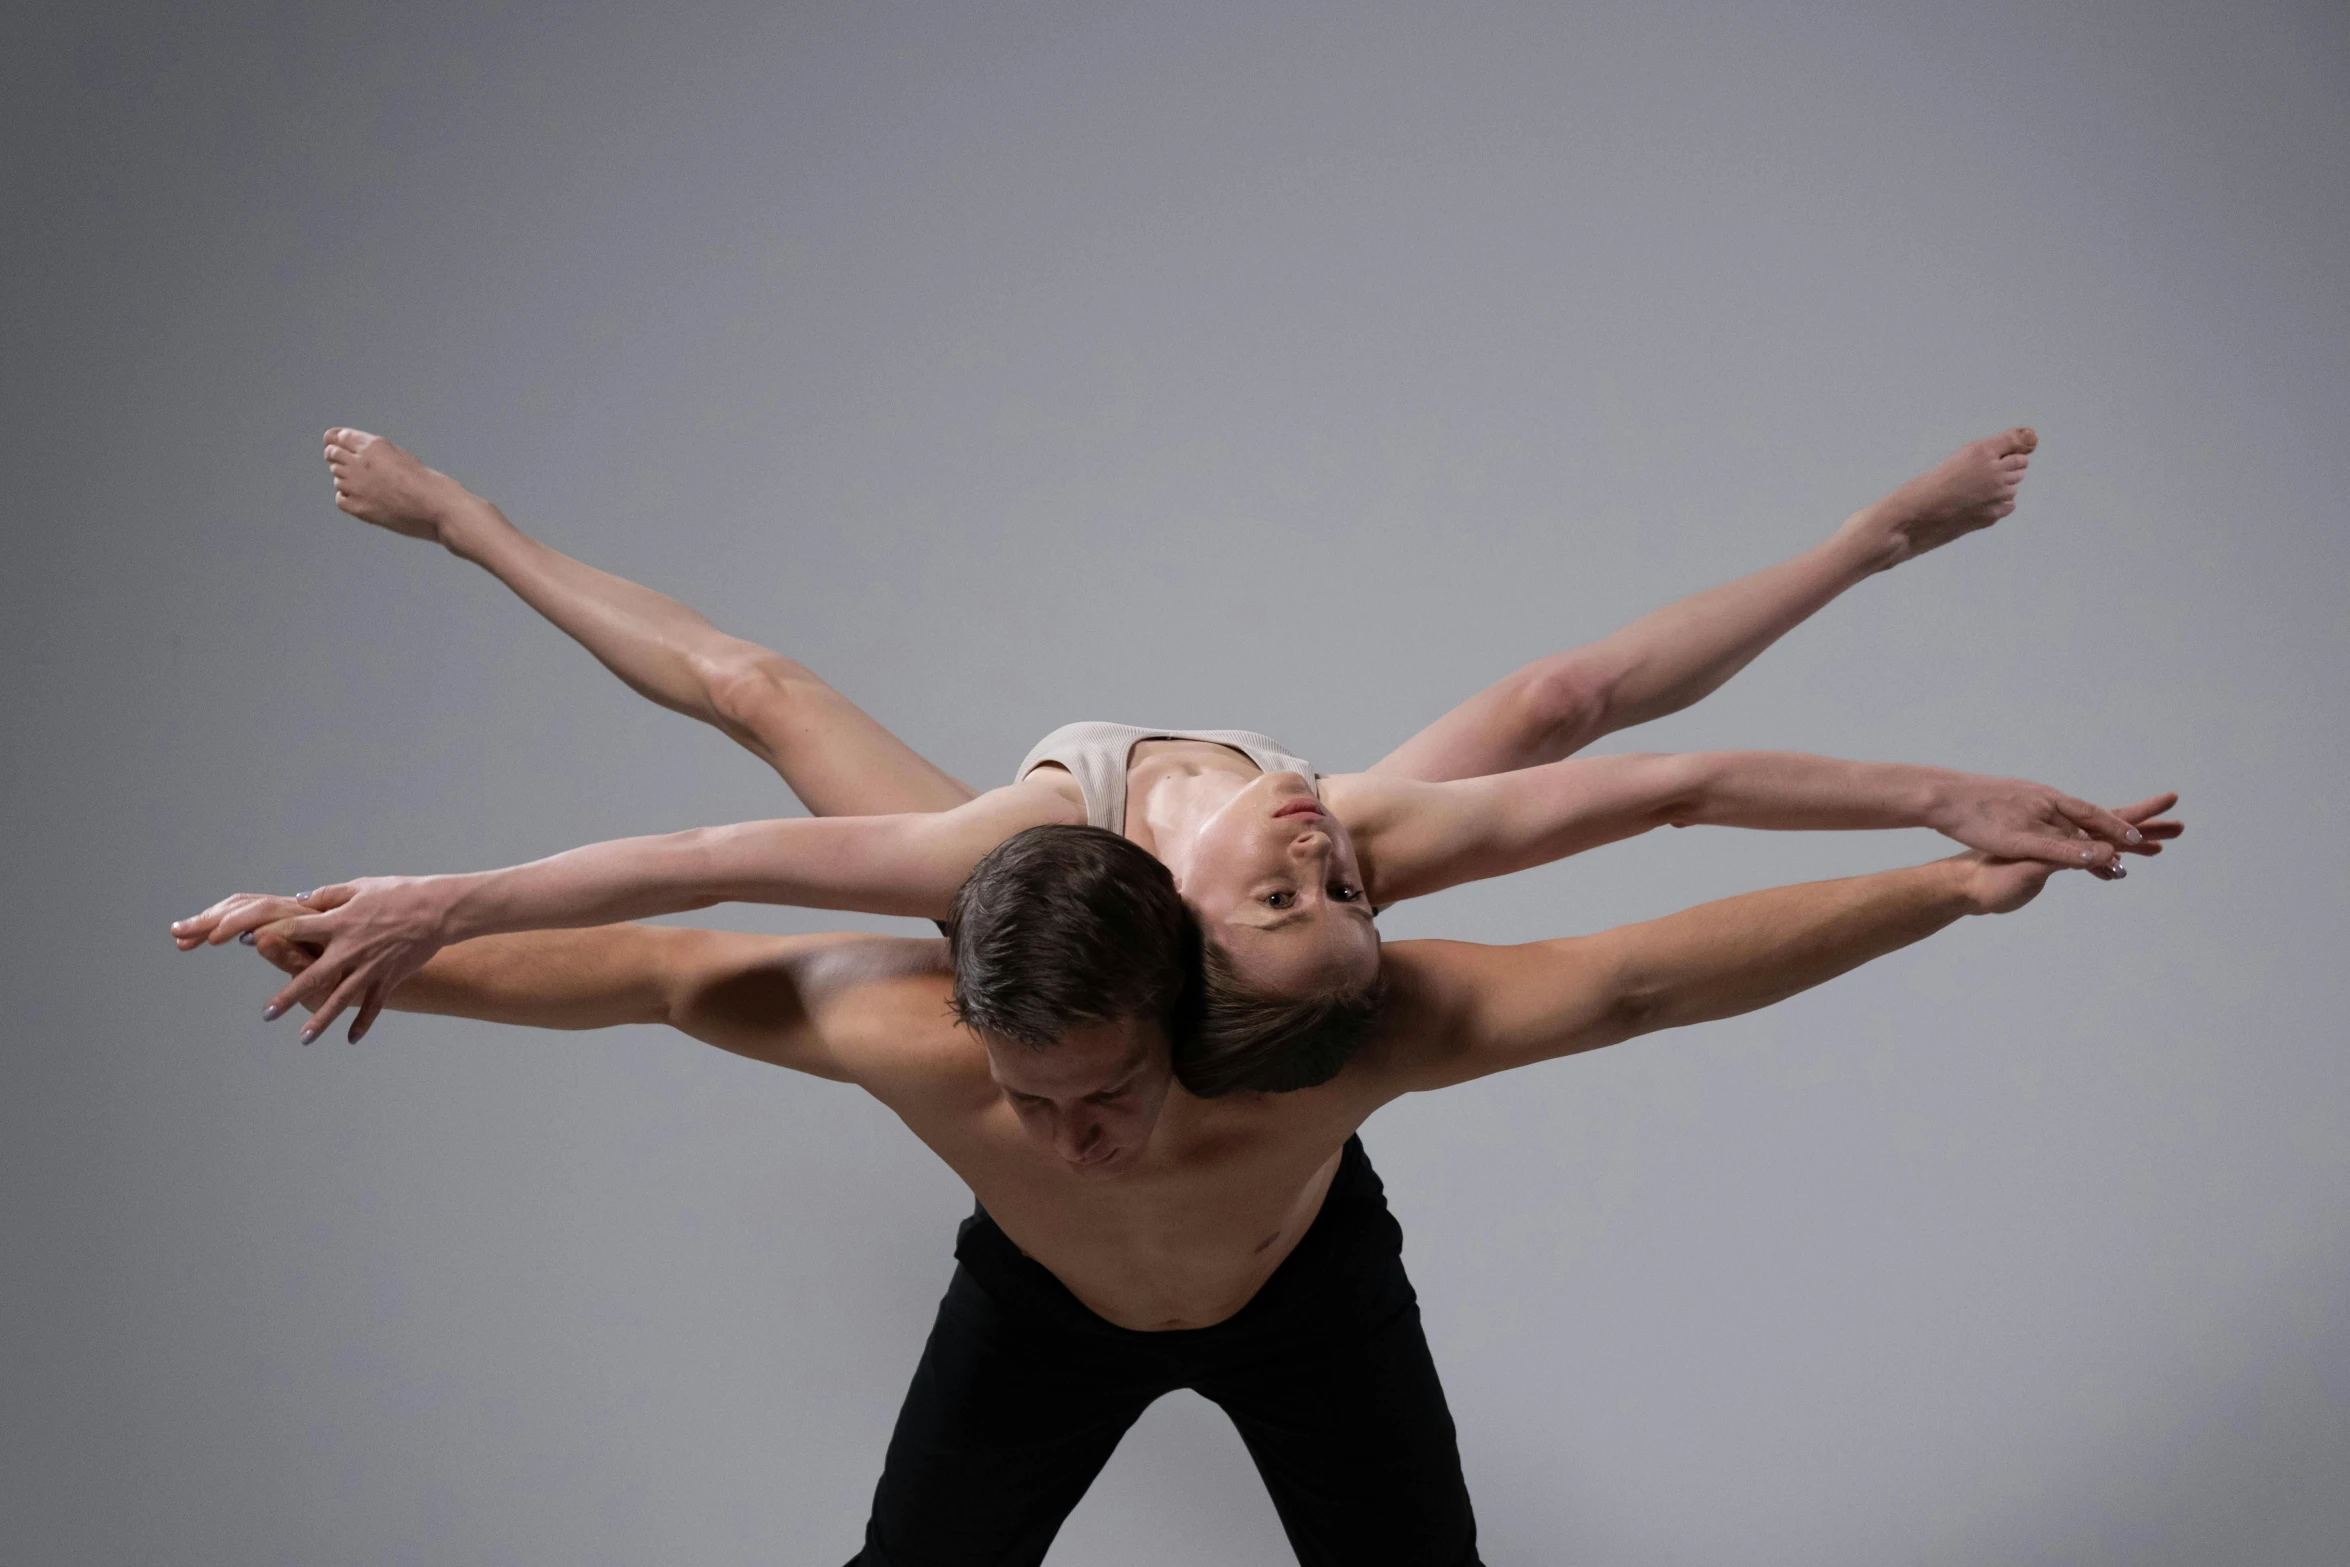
[1368,428,2038,782]
[322,429,976,817]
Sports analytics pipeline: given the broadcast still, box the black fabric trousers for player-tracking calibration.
[849,1137,1482,1567]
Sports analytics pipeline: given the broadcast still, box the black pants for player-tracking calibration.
[850,1137,1482,1566]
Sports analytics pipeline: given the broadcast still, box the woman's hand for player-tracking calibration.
[172,876,467,1043]
[1924,778,2182,879]
[1947,792,2185,910]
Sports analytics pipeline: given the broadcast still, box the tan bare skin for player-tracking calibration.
[173,424,2196,1042]
[210,842,2155,1331]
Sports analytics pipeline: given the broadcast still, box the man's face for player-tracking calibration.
[985,1018,1174,1176]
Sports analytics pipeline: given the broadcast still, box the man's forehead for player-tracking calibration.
[988,1022,1159,1095]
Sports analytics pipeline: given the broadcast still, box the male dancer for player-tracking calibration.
[209,812,2164,1564]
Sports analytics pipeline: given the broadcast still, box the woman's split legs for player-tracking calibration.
[323,430,977,818]
[1368,427,2038,783]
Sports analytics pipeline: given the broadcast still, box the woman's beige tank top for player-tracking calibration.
[1015,722,1318,835]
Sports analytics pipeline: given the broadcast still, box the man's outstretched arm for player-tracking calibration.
[1373,849,2096,1093]
[227,894,930,1075]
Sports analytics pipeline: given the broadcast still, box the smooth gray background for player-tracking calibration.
[6,2,2346,1562]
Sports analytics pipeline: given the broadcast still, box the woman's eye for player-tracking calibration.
[1329,883,1360,903]
[1264,891,1293,909]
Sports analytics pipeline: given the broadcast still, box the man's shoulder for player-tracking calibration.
[1343,936,1603,1094]
[681,929,952,1039]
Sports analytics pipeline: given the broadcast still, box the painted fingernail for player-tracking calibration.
[262,1004,283,1021]
[2111,865,2126,879]
[238,931,256,946]
[300,1028,318,1044]
[2125,828,2143,844]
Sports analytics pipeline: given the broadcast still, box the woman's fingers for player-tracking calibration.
[263,947,350,1025]
[2027,808,2118,869]
[2110,797,2184,855]
[296,882,360,912]
[172,893,272,947]
[174,890,342,948]
[298,970,371,1045]
[2005,825,2112,869]
[2055,796,2141,850]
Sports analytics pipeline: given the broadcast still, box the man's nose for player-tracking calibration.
[1056,1110,1102,1160]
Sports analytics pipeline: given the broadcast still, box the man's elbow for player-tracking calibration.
[1606,984,1674,1039]
[1600,949,1696,1038]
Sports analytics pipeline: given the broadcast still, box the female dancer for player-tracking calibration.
[176,427,2175,1063]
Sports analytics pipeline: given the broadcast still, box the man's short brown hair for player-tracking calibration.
[945,824,1197,1047]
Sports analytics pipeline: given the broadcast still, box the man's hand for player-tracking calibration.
[1926,783,2182,877]
[173,878,464,1044]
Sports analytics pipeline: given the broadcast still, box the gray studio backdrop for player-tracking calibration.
[6,2,2346,1563]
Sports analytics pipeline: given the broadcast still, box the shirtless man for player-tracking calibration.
[206,816,2164,1565]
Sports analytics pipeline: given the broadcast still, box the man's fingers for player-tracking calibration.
[2114,793,2181,823]
[251,927,317,977]
[348,989,388,1045]
[273,912,343,946]
[204,897,308,946]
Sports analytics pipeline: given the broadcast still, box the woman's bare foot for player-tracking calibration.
[1842,427,2038,570]
[322,428,489,548]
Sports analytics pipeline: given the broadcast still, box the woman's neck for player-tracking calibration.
[1123,740,1257,876]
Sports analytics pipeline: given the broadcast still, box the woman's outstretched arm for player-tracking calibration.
[1370,429,2040,782]
[1330,753,2179,905]
[320,428,974,817]
[173,782,1071,1043]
